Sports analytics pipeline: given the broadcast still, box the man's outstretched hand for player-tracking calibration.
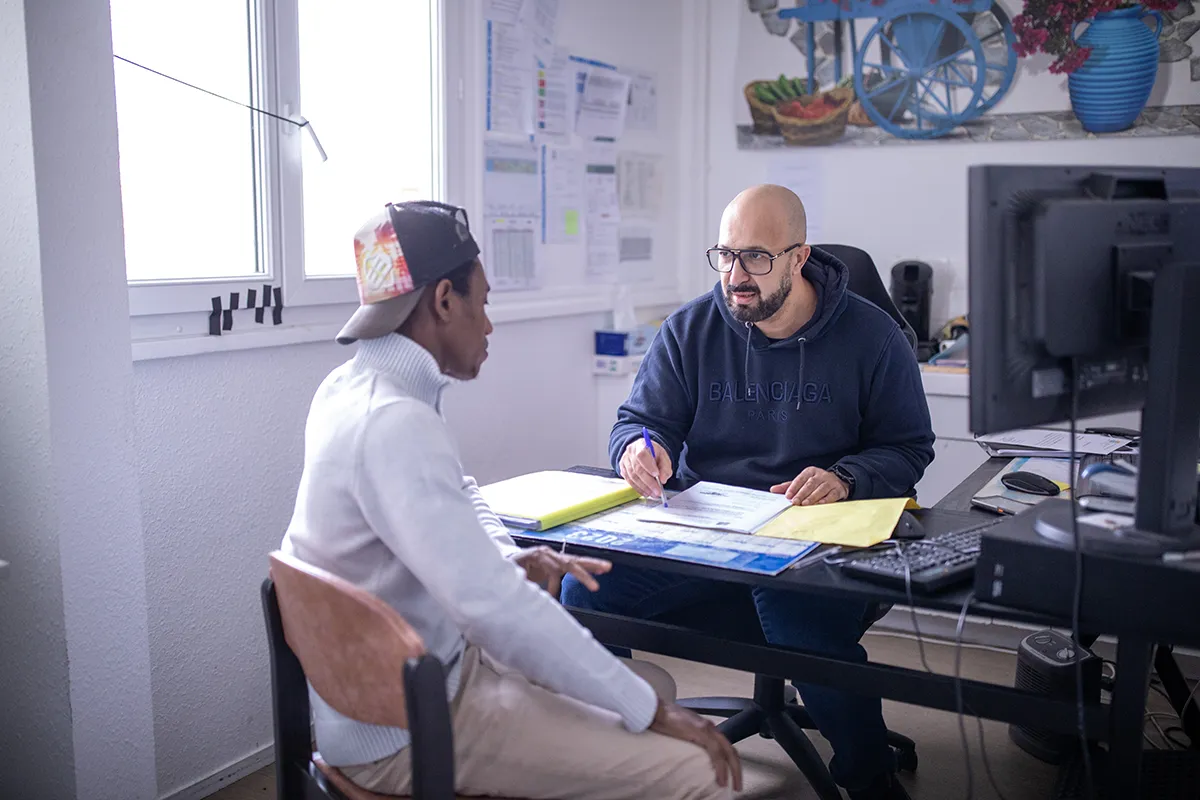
[770,466,849,506]
[512,546,612,595]
[650,700,743,792]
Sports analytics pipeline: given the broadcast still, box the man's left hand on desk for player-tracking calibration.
[513,546,612,596]
[770,467,849,506]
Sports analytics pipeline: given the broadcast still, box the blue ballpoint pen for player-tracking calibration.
[642,426,668,507]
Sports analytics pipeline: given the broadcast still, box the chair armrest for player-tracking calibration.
[404,654,457,798]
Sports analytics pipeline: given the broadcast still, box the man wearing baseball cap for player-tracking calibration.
[282,201,740,798]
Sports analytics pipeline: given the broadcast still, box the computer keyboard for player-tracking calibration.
[838,516,1007,593]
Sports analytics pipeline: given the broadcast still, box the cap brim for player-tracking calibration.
[335,289,425,345]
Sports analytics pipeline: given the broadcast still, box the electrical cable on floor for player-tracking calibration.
[1068,362,1095,800]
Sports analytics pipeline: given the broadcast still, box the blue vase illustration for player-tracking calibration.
[1068,5,1163,134]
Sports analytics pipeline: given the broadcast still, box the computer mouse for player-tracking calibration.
[1001,470,1061,497]
[893,510,926,540]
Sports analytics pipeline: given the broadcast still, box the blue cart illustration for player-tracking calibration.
[777,0,1017,139]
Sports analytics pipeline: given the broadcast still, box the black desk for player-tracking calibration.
[513,464,1199,799]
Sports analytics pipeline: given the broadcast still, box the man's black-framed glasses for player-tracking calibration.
[706,243,803,275]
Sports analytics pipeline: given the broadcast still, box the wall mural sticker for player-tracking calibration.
[737,0,1200,147]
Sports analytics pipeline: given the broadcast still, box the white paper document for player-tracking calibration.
[584,141,619,216]
[624,69,658,132]
[486,20,534,135]
[617,152,663,218]
[485,0,523,23]
[976,429,1131,456]
[484,140,541,218]
[638,482,793,535]
[586,217,620,282]
[766,158,826,245]
[619,225,653,263]
[542,144,584,244]
[519,0,559,64]
[484,216,538,291]
[576,69,632,140]
[535,47,574,140]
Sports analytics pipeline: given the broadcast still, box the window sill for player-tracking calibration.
[130,283,684,361]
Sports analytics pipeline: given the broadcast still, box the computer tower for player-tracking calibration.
[1010,629,1103,764]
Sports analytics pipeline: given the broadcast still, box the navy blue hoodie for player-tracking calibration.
[610,248,935,499]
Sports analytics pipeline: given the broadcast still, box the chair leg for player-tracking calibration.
[767,711,844,800]
[784,703,816,730]
[679,696,754,719]
[717,707,767,745]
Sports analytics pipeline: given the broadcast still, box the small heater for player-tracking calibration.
[1009,629,1103,764]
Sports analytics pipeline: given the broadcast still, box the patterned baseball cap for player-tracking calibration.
[336,201,480,344]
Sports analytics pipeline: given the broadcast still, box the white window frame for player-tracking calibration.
[125,0,283,318]
[128,0,447,356]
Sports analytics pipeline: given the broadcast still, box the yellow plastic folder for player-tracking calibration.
[479,471,639,531]
[753,497,911,548]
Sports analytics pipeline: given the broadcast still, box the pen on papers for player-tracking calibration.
[642,426,668,507]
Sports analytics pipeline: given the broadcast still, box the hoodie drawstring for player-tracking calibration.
[795,337,807,411]
[744,322,753,389]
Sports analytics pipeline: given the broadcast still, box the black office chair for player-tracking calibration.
[816,244,920,356]
[671,245,920,799]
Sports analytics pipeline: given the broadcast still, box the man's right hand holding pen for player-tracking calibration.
[619,430,674,502]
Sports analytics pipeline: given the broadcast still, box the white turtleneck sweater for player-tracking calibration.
[281,333,657,767]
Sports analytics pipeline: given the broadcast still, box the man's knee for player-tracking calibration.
[559,574,596,609]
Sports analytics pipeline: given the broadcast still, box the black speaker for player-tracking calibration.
[890,261,933,344]
[1010,629,1103,764]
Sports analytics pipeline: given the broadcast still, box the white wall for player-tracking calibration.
[0,1,158,798]
[135,1,690,796]
[710,3,1200,330]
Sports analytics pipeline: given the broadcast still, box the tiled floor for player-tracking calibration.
[211,630,1058,800]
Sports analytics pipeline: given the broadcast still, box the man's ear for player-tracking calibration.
[430,278,455,324]
[793,244,811,275]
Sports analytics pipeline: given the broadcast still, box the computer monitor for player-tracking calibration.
[968,165,1200,546]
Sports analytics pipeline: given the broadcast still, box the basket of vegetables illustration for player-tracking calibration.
[771,86,854,146]
[744,75,807,135]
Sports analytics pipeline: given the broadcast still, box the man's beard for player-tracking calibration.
[725,270,792,324]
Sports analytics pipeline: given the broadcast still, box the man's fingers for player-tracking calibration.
[720,731,743,792]
[620,455,658,498]
[802,481,834,506]
[790,475,822,504]
[655,450,673,483]
[700,734,729,788]
[566,561,600,591]
[572,556,612,574]
[769,483,789,495]
[784,467,817,500]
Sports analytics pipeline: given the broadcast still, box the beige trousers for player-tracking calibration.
[341,647,731,800]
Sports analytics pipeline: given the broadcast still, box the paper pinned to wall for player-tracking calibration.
[576,69,632,140]
[766,158,826,246]
[542,144,585,244]
[486,20,535,136]
[617,152,663,219]
[519,0,559,64]
[535,47,574,141]
[624,69,658,132]
[484,139,541,218]
[484,0,523,23]
[619,225,654,263]
[584,139,620,282]
[484,216,539,291]
[586,217,621,282]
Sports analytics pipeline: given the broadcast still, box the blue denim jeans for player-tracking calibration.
[561,565,892,791]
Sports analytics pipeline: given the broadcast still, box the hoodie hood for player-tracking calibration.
[713,246,850,349]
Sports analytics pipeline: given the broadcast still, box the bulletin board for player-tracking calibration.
[466,0,690,321]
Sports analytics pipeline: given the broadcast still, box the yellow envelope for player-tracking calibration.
[753,497,910,548]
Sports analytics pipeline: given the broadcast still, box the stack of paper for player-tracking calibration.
[975,429,1133,459]
[479,471,638,531]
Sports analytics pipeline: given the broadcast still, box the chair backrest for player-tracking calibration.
[268,550,426,728]
[815,244,919,354]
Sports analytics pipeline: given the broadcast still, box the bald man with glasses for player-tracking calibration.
[562,185,935,800]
